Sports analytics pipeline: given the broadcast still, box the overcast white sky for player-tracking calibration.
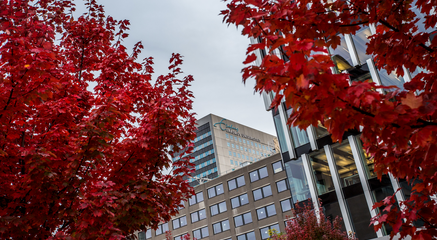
[75,0,276,136]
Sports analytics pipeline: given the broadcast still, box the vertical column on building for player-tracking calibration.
[324,145,354,234]
[348,135,383,237]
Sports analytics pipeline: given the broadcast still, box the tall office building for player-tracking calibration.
[173,114,278,186]
[254,20,435,240]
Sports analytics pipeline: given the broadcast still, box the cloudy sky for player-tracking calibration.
[75,0,277,136]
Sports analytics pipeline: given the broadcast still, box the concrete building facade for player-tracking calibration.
[139,153,293,240]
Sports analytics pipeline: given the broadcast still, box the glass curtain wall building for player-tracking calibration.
[252,20,435,239]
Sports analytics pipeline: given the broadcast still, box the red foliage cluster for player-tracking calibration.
[269,201,355,240]
[0,0,195,239]
[222,0,437,239]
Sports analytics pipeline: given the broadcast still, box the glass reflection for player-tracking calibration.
[332,140,361,187]
[309,151,335,195]
[351,26,372,64]
[378,68,406,90]
[356,139,377,179]
[330,35,353,73]
[274,113,289,153]
[286,109,310,147]
[315,121,329,138]
[285,158,311,203]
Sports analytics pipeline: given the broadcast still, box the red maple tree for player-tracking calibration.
[269,201,355,240]
[0,0,195,239]
[222,0,437,239]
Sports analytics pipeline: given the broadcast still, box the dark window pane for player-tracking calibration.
[196,192,204,202]
[281,199,292,212]
[237,235,246,240]
[234,215,243,227]
[189,195,196,205]
[180,216,187,226]
[250,170,259,182]
[259,167,268,179]
[243,212,252,224]
[191,212,199,222]
[208,187,216,198]
[228,179,237,191]
[193,230,201,239]
[276,180,288,192]
[222,220,230,231]
[231,197,240,208]
[213,222,221,234]
[237,176,245,187]
[218,201,227,213]
[210,205,219,216]
[260,227,270,240]
[216,184,224,195]
[257,208,267,220]
[272,161,283,173]
[263,185,272,197]
[240,194,249,205]
[173,219,180,229]
[253,189,262,201]
[266,204,276,217]
[201,227,209,237]
[247,232,256,239]
[199,209,206,220]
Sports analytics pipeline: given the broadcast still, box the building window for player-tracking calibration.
[228,175,245,191]
[213,219,230,234]
[230,135,233,140]
[240,146,243,151]
[210,201,227,216]
[256,204,277,220]
[243,139,246,144]
[189,192,204,206]
[138,229,151,240]
[226,133,229,138]
[193,226,209,239]
[231,193,249,208]
[239,137,242,142]
[229,151,232,156]
[191,209,206,223]
[232,144,235,148]
[250,166,268,182]
[227,142,230,147]
[236,144,239,149]
[234,212,253,227]
[280,198,292,212]
[155,222,169,236]
[174,234,190,240]
[260,223,280,239]
[208,184,224,198]
[272,161,283,173]
[253,185,272,201]
[237,231,256,240]
[233,152,236,157]
[172,216,187,230]
[230,159,234,165]
[238,153,241,158]
[276,179,288,193]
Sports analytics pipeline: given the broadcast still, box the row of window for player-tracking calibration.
[194,158,216,170]
[194,131,211,143]
[140,200,292,239]
[192,149,214,161]
[229,153,260,162]
[228,143,271,157]
[194,140,213,152]
[189,167,218,182]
